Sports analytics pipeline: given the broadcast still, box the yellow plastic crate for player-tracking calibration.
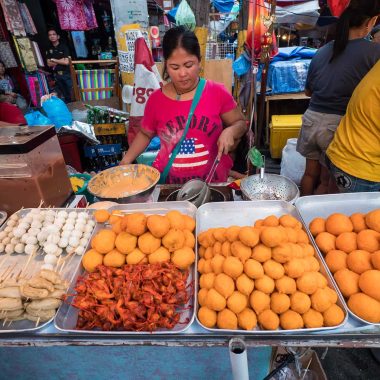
[269,114,302,159]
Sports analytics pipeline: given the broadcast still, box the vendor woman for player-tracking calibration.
[120,26,247,184]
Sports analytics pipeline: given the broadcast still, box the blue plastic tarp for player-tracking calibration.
[212,0,234,13]
[271,46,317,63]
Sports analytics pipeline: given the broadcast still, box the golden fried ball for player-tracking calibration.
[211,254,225,274]
[198,229,216,248]
[198,288,209,307]
[280,310,304,330]
[261,227,286,248]
[249,290,270,314]
[146,214,170,238]
[285,227,298,243]
[199,273,216,289]
[325,213,353,236]
[82,249,103,273]
[279,214,299,229]
[323,304,345,326]
[276,276,297,294]
[198,306,217,328]
[348,293,380,323]
[236,274,254,296]
[213,241,222,256]
[310,288,333,312]
[359,270,380,302]
[221,241,231,257]
[206,288,227,311]
[244,259,264,279]
[335,232,357,253]
[258,310,280,330]
[252,244,272,262]
[204,247,214,260]
[290,291,311,314]
[272,243,293,263]
[357,230,380,252]
[166,210,185,229]
[126,213,147,236]
[171,247,195,269]
[263,215,279,227]
[347,250,372,274]
[199,246,206,258]
[137,232,161,255]
[227,291,248,314]
[314,272,328,288]
[254,219,264,228]
[365,208,380,233]
[324,250,347,273]
[238,308,257,330]
[226,226,241,242]
[214,273,235,298]
[103,249,125,268]
[334,269,359,298]
[183,229,195,249]
[284,259,305,278]
[217,308,238,330]
[296,272,319,295]
[213,227,227,243]
[315,232,336,255]
[300,244,316,257]
[255,275,275,294]
[149,246,170,264]
[91,229,116,254]
[111,220,123,234]
[126,248,146,265]
[94,209,110,223]
[270,292,290,314]
[120,215,129,231]
[223,256,244,279]
[203,259,213,274]
[263,259,285,279]
[296,230,310,244]
[238,226,260,248]
[324,287,338,304]
[303,309,324,328]
[371,251,380,270]
[350,212,367,233]
[309,217,326,237]
[183,214,196,232]
[304,256,320,273]
[231,241,252,262]
[162,229,185,252]
[115,232,137,254]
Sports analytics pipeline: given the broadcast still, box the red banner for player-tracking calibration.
[328,0,350,17]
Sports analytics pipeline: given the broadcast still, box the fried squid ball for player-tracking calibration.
[217,308,238,330]
[334,269,359,297]
[323,304,345,326]
[279,214,299,229]
[238,308,257,330]
[255,275,275,294]
[309,217,326,237]
[244,259,264,279]
[254,219,264,228]
[137,232,161,254]
[221,241,232,257]
[103,249,125,268]
[300,244,316,257]
[263,215,279,227]
[258,310,280,330]
[94,209,110,223]
[111,220,123,234]
[226,226,241,242]
[280,310,304,330]
[211,254,225,274]
[198,258,206,273]
[213,227,227,243]
[261,227,286,248]
[272,243,293,263]
[214,273,235,298]
[238,227,260,248]
[252,244,272,262]
[348,293,380,323]
[270,292,290,314]
[183,214,195,232]
[108,213,122,225]
[357,230,380,252]
[82,249,103,272]
[146,214,170,238]
[204,247,214,260]
[285,228,298,243]
[227,291,248,314]
[276,276,297,294]
[325,213,353,236]
[347,250,372,274]
[199,273,216,289]
[371,251,380,270]
[213,241,222,256]
[304,256,320,273]
[166,210,185,229]
[172,247,195,269]
[203,259,213,274]
[183,229,195,249]
[296,272,319,295]
[335,232,357,253]
[236,274,254,296]
[91,229,116,254]
[126,248,146,265]
[359,270,380,302]
[315,232,336,255]
[365,208,380,233]
[249,290,270,314]
[284,259,305,278]
[126,213,147,236]
[303,309,324,328]
[350,212,367,233]
[324,287,338,304]
[198,229,216,248]
[120,215,129,231]
[198,306,217,328]
[198,288,209,307]
[114,232,137,254]
[289,243,304,259]
[199,246,206,258]
[314,272,328,289]
[296,230,310,244]
[263,259,285,279]
[206,288,227,311]
[311,288,333,312]
[290,291,311,314]
[324,250,347,273]
[148,246,170,264]
[231,241,252,262]
[162,229,185,252]
[223,256,244,279]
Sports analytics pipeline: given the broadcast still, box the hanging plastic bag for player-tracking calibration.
[175,0,196,31]
[42,96,73,129]
[280,138,306,186]
[24,110,52,126]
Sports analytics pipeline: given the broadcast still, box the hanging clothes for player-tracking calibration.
[83,0,98,29]
[18,2,37,35]
[56,0,98,31]
[0,0,26,36]
[71,31,88,58]
[0,41,18,68]
[16,37,38,72]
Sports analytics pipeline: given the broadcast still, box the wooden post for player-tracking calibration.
[187,0,210,26]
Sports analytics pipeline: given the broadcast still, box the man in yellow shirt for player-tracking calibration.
[326,60,380,192]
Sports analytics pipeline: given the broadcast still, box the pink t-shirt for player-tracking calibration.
[141,80,236,184]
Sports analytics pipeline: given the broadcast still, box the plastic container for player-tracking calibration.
[269,114,302,159]
[136,151,159,167]
[69,173,94,203]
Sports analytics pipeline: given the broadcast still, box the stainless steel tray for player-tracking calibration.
[196,201,350,334]
[0,211,6,228]
[0,208,91,333]
[54,201,198,335]
[296,193,380,326]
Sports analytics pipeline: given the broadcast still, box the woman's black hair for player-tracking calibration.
[162,26,201,80]
[330,0,380,62]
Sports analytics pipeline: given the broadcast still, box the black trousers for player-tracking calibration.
[54,72,73,103]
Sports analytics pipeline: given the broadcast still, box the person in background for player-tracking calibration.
[120,26,247,184]
[296,0,380,196]
[326,60,380,192]
[46,27,72,103]
[371,24,380,43]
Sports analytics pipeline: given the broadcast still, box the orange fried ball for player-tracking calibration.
[314,272,328,289]
[296,272,319,295]
[126,213,147,236]
[108,213,121,225]
[263,215,279,227]
[149,246,170,264]
[126,248,146,265]
[290,291,311,314]
[82,249,103,272]
[138,232,161,254]
[296,230,309,244]
[347,250,372,274]
[210,254,225,274]
[206,288,226,311]
[335,232,357,253]
[91,229,116,254]
[243,259,264,279]
[238,227,260,248]
[238,308,257,330]
[301,244,316,257]
[279,215,299,229]
[94,209,110,223]
[213,228,227,243]
[249,290,270,314]
[213,241,222,256]
[280,310,304,330]
[166,210,185,229]
[183,214,196,232]
[198,230,216,248]
[285,228,298,243]
[252,244,272,262]
[227,291,248,314]
[198,306,217,328]
[365,208,380,233]
[115,232,137,254]
[146,214,170,238]
[276,276,297,295]
[323,304,345,327]
[263,260,285,279]
[311,288,333,312]
[350,212,367,233]
[184,229,195,249]
[270,292,290,314]
[236,274,254,296]
[334,269,359,298]
[303,309,324,328]
[103,249,125,268]
[226,226,241,242]
[348,293,380,323]
[203,259,212,274]
[111,220,123,234]
[217,308,238,329]
[325,213,353,236]
[172,247,195,269]
[255,275,275,294]
[198,288,208,307]
[359,270,380,302]
[221,241,231,257]
[324,287,338,304]
[304,256,320,272]
[214,273,235,298]
[223,256,244,279]
[162,229,185,252]
[309,217,326,237]
[371,251,380,270]
[324,250,347,273]
[199,273,216,289]
[254,219,264,228]
[315,232,336,255]
[272,243,293,263]
[261,227,286,248]
[258,309,280,330]
[357,229,380,252]
[204,247,214,260]
[284,259,305,278]
[231,241,252,262]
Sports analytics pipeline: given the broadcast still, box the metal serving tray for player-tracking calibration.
[196,201,349,334]
[296,193,380,326]
[0,211,6,228]
[0,208,91,333]
[54,201,198,335]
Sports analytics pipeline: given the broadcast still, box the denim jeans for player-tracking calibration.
[54,72,72,103]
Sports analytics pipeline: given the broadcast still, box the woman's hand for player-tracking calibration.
[118,130,152,166]
[217,128,236,158]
